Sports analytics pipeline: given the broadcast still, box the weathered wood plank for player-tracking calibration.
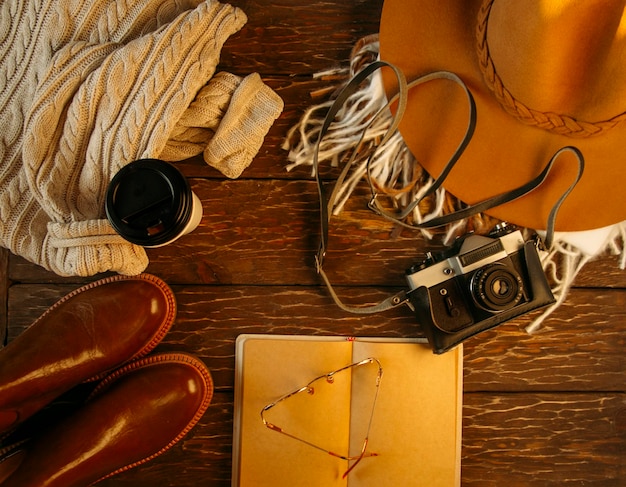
[8,179,448,285]
[92,391,626,486]
[0,248,8,345]
[218,0,383,75]
[464,290,626,393]
[9,179,626,289]
[7,284,626,393]
[462,392,626,487]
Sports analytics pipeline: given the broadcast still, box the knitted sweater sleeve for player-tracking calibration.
[0,0,283,276]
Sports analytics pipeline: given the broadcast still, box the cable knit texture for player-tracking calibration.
[0,0,284,276]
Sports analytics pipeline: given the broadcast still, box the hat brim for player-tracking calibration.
[379,0,626,231]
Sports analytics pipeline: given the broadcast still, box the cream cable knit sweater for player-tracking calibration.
[0,0,283,276]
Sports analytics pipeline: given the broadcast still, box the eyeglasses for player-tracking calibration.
[260,357,383,478]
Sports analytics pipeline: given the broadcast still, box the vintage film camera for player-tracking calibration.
[405,225,555,354]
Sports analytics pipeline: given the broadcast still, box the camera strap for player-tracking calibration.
[313,61,585,314]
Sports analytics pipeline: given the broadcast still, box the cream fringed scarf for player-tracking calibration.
[0,0,283,276]
[284,35,626,333]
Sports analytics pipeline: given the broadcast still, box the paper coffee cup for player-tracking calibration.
[105,159,203,248]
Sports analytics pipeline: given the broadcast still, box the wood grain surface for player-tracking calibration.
[1,0,625,485]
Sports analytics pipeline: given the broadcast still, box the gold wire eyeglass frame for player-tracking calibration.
[260,357,383,478]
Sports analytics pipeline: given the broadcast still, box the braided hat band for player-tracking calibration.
[476,0,626,138]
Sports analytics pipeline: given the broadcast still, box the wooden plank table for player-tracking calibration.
[1,1,625,485]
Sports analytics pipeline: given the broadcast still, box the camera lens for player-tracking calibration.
[470,263,524,312]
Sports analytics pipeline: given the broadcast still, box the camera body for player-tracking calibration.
[405,227,555,354]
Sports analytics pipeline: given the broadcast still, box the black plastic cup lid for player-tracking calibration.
[105,159,194,247]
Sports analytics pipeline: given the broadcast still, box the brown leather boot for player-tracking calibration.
[0,274,176,435]
[0,353,213,487]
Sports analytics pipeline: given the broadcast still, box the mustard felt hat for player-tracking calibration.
[379,0,626,231]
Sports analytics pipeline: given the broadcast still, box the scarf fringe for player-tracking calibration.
[284,35,626,334]
[530,223,626,333]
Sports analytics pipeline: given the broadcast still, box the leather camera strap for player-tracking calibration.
[313,61,584,314]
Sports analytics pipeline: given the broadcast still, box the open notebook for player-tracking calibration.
[232,335,463,486]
